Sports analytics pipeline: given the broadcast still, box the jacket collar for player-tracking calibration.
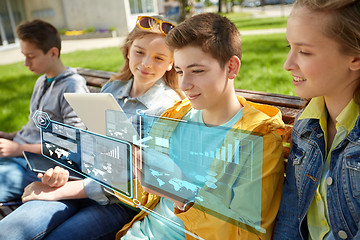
[296,97,360,143]
[115,78,168,109]
[347,116,360,143]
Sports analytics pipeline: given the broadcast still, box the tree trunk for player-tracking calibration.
[179,0,188,22]
[218,0,222,12]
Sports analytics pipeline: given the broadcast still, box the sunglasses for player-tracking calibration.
[136,16,175,35]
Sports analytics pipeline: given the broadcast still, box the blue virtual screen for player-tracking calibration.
[33,109,265,237]
[33,111,133,198]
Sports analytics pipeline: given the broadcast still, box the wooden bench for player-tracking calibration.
[0,67,305,220]
[0,202,21,220]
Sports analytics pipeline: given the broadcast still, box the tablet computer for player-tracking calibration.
[64,93,138,143]
[40,123,134,199]
[23,151,84,180]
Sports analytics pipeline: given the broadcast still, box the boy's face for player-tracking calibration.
[174,46,229,111]
[20,40,54,75]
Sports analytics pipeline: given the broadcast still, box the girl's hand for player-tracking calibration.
[22,182,59,202]
[38,166,70,188]
[22,180,87,203]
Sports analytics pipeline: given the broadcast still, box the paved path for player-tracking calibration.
[0,37,126,65]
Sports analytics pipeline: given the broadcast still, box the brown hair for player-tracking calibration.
[293,0,360,104]
[166,12,242,69]
[16,19,61,56]
[110,17,183,98]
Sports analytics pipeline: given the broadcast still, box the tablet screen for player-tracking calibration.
[23,151,84,180]
[64,93,138,142]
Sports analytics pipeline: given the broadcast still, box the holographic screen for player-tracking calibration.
[33,109,265,236]
[138,111,265,235]
[32,110,133,199]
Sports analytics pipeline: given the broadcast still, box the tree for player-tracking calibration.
[179,0,190,22]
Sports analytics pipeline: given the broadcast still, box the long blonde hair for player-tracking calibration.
[110,21,184,98]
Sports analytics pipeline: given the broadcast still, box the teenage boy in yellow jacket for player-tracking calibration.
[115,12,285,240]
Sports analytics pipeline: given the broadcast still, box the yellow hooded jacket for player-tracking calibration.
[116,95,285,240]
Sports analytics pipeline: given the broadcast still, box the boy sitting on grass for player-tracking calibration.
[0,19,88,202]
[115,12,285,240]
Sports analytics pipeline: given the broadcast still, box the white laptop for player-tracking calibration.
[64,93,138,142]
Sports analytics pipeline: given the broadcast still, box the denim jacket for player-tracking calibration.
[273,116,360,240]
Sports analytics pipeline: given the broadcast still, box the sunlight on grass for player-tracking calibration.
[0,63,36,131]
[237,33,294,95]
[233,17,287,30]
[224,12,288,30]
[61,47,124,72]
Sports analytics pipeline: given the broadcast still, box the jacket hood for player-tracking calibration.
[54,67,78,82]
[237,95,284,134]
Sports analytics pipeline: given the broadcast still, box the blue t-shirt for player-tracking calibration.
[170,109,244,188]
[122,108,243,240]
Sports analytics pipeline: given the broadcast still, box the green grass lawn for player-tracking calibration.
[238,33,293,94]
[61,47,124,72]
[229,16,288,30]
[0,32,292,132]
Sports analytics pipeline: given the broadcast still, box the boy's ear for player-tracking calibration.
[49,47,59,58]
[227,56,241,80]
[349,56,360,71]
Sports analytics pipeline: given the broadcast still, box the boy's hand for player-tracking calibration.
[38,166,70,188]
[0,138,21,157]
[132,145,142,178]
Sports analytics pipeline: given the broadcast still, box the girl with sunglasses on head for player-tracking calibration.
[273,0,360,239]
[0,16,184,240]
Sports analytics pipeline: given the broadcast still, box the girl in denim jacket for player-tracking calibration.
[273,0,360,239]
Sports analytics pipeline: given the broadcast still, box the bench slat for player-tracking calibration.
[83,76,109,88]
[0,205,20,220]
[77,68,115,80]
[235,89,305,109]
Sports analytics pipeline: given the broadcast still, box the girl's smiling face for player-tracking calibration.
[127,34,173,93]
[284,6,358,101]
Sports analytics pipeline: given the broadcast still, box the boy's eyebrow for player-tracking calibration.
[174,63,206,69]
[21,51,34,56]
